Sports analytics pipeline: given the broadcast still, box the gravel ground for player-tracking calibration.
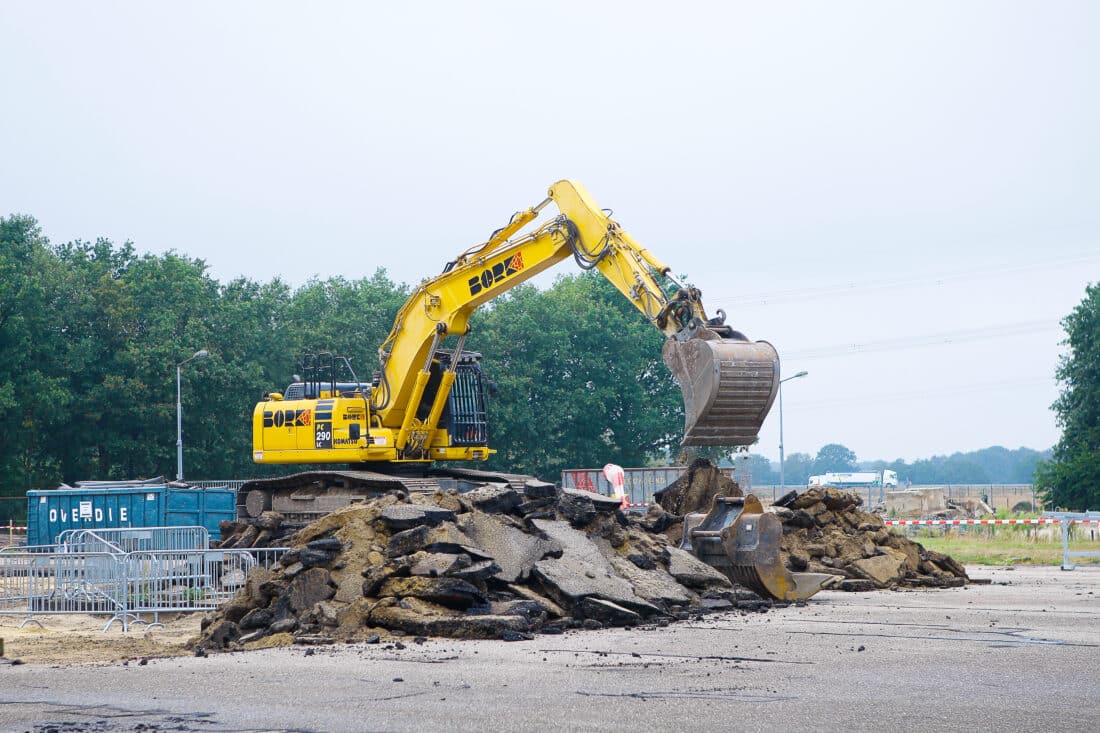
[1,565,1097,732]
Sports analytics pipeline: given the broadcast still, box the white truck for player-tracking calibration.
[807,470,899,489]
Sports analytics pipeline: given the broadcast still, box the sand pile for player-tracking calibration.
[654,458,743,516]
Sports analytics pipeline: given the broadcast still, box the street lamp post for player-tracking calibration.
[778,370,809,493]
[176,349,209,482]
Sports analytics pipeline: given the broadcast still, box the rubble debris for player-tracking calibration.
[219,510,293,549]
[201,461,969,652]
[199,479,752,651]
[771,487,968,590]
[654,457,742,516]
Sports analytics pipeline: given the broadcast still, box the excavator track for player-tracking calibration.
[237,467,535,526]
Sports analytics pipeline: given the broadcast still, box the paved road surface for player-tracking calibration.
[2,566,1097,732]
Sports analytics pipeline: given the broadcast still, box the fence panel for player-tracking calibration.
[1,545,264,631]
[58,525,210,554]
[245,547,291,570]
[123,550,254,618]
[562,467,731,505]
[1,551,126,629]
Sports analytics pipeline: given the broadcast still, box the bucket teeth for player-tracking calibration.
[663,337,779,447]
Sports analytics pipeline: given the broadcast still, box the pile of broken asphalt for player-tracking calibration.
[201,476,968,651]
[652,458,967,592]
[203,480,766,650]
[772,487,969,591]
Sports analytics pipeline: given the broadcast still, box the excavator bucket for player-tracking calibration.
[662,335,780,446]
[684,494,839,602]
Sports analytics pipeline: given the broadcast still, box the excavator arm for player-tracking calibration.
[372,180,780,453]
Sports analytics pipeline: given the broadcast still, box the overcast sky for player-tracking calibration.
[3,2,1097,465]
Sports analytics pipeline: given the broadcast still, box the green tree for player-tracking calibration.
[0,215,69,514]
[781,452,813,487]
[812,443,857,474]
[196,276,296,479]
[283,271,409,365]
[745,453,777,485]
[1036,283,1100,509]
[50,238,140,480]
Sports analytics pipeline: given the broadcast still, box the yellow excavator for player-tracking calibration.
[241,180,829,601]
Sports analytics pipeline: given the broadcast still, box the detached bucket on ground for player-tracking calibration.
[684,494,840,602]
[662,335,780,446]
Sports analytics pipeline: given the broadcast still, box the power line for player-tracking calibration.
[786,377,1054,411]
[709,251,1099,309]
[782,319,1060,362]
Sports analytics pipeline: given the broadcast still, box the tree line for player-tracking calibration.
[736,444,1052,487]
[3,213,1095,518]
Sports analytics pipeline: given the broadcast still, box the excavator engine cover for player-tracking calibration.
[684,494,838,602]
[662,335,780,446]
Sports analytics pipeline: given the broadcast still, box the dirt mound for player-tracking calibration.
[654,458,742,516]
[772,487,968,590]
[197,482,758,652]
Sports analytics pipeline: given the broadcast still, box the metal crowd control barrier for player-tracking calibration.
[0,521,288,631]
[0,547,256,631]
[0,543,62,554]
[121,549,254,629]
[57,525,211,554]
[1042,511,1100,570]
[0,551,125,630]
[245,546,291,570]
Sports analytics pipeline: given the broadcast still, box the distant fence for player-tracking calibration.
[187,480,248,490]
[561,466,738,506]
[558,468,1042,512]
[57,526,211,554]
[2,520,27,548]
[747,483,1040,509]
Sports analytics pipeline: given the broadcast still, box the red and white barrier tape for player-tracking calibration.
[4,522,27,531]
[620,505,1098,525]
[885,518,1100,526]
[571,489,1093,523]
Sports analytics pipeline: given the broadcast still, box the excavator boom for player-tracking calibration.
[368,179,780,451]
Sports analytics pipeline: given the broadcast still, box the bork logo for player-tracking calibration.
[263,408,312,428]
[468,252,524,296]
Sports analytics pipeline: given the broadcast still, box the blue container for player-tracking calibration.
[26,482,236,546]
